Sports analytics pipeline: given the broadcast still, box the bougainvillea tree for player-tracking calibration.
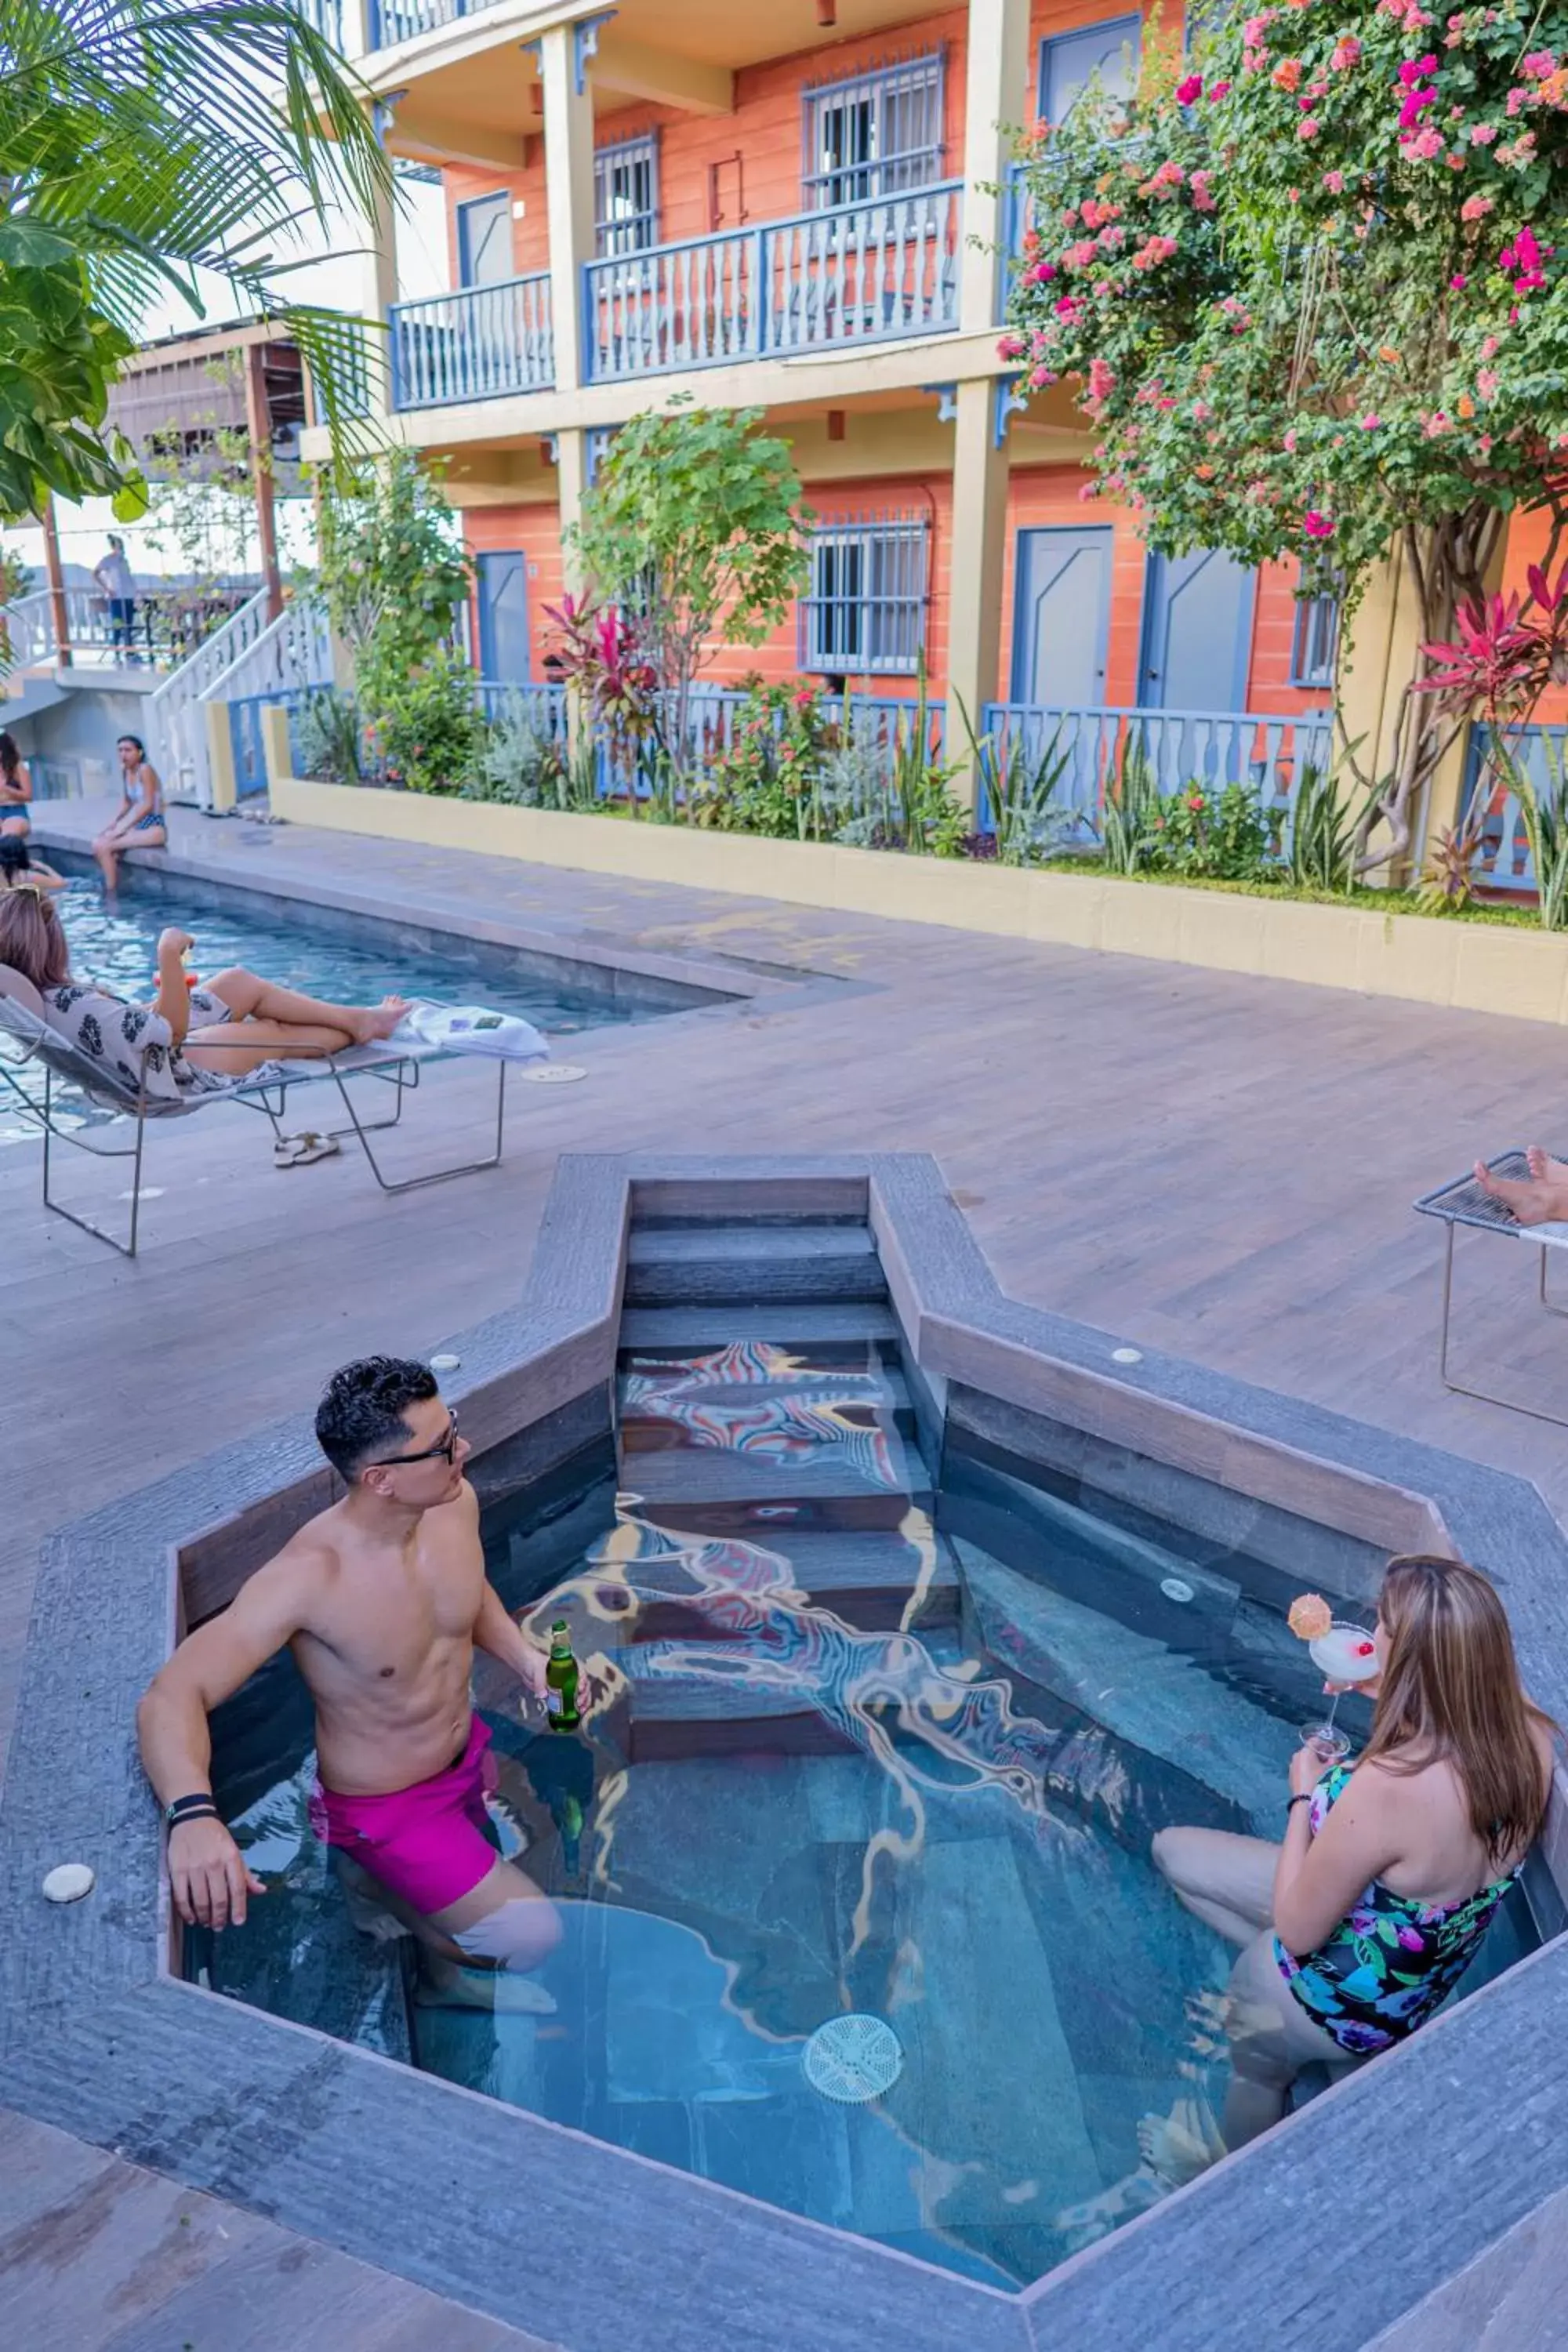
[1003,0,1568,869]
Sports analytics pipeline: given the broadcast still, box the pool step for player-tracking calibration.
[619,1432,921,1508]
[623,1222,887,1308]
[619,1302,902,1350]
[618,1647,861,1762]
[619,1374,914,1456]
[619,1526,960,1639]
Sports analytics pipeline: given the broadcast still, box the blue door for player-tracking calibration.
[1011,527,1112,707]
[457,192,513,289]
[1138,550,1254,711]
[476,551,530,683]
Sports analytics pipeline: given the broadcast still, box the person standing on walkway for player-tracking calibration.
[93,535,138,657]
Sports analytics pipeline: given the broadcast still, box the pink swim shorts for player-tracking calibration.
[310,1715,499,1916]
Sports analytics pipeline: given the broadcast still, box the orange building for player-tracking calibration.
[309,0,1344,797]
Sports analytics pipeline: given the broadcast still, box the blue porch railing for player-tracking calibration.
[367,0,503,47]
[978,702,1334,846]
[1461,723,1568,895]
[228,690,310,799]
[585,181,963,383]
[390,274,554,411]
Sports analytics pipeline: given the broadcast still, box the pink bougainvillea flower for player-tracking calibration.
[1330,34,1362,67]
[1283,426,1298,452]
[1303,510,1334,538]
[1476,366,1500,397]
[1404,123,1445,156]
[1450,271,1467,288]
[1359,412,1381,428]
[997,334,1025,359]
[1189,169,1216,209]
[1461,192,1494,218]
[1208,78,1232,99]
[1521,48,1558,76]
[1272,55,1303,89]
[1424,411,1452,435]
[1298,114,1320,137]
[1322,167,1345,191]
[1087,356,1116,402]
[1176,72,1203,102]
[1397,53,1439,85]
[1054,294,1083,318]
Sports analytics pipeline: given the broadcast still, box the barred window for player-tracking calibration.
[595,132,659,256]
[800,519,928,674]
[1290,592,1339,689]
[802,53,945,211]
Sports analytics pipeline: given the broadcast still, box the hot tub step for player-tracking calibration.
[619,1527,960,1639]
[619,1374,914,1455]
[619,1303,903,1350]
[620,1438,921,1508]
[620,1653,859,1762]
[623,1222,887,1307]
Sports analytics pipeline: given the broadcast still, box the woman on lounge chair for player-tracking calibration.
[1148,1555,1553,2172]
[0,888,409,1102]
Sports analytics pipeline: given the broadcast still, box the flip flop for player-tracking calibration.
[274,1131,340,1168]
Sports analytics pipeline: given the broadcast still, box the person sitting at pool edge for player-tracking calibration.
[93,733,165,892]
[1149,1555,1554,2171]
[0,836,64,892]
[0,890,410,1103]
[136,1356,563,2013]
[0,731,32,836]
[1473,1148,1568,1227]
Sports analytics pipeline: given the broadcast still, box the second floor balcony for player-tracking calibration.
[584,180,964,385]
[383,180,964,413]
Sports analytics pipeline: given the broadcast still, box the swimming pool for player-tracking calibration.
[0,873,713,1147]
[195,1326,1544,2292]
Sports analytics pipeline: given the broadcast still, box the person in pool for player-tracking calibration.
[1149,1554,1555,2169]
[137,1356,564,2013]
[0,889,410,1102]
[0,730,33,836]
[93,733,165,891]
[0,836,64,892]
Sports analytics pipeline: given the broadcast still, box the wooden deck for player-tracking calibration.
[9,799,1568,2342]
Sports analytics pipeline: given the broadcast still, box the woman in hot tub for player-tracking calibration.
[1148,1554,1554,2170]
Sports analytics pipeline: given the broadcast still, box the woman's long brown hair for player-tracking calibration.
[0,883,69,988]
[1360,1555,1556,1865]
[0,731,20,786]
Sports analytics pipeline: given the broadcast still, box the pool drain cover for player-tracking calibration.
[803,2013,903,2103]
[521,1064,587,1084]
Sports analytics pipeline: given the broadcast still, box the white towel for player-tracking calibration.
[392,1000,550,1063]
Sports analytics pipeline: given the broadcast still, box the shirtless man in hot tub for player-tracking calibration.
[137,1354,561,2011]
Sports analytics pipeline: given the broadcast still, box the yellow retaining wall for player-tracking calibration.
[267,775,1568,1027]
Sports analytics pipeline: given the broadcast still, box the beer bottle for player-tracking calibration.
[545,1618,580,1732]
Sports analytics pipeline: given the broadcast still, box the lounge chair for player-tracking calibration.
[1414,1153,1568,1427]
[0,965,508,1257]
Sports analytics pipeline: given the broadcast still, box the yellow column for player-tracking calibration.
[540,23,597,397]
[946,0,1031,808]
[946,383,1011,810]
[205,701,238,814]
[958,0,1032,337]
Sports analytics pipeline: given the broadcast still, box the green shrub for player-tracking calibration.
[1149,779,1274,881]
[361,652,479,796]
[294,686,362,786]
[464,691,568,807]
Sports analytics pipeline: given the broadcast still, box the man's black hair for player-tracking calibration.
[315,1354,439,1479]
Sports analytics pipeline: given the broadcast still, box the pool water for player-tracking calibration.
[198,1337,1541,2291]
[0,877,653,1148]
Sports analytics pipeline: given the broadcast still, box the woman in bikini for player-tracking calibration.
[0,886,409,1103]
[0,731,33,836]
[93,732,166,891]
[1151,1553,1555,2165]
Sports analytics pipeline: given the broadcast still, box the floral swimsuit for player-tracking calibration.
[1273,1762,1519,2056]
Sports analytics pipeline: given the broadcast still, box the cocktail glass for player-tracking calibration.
[1299,1620,1380,1762]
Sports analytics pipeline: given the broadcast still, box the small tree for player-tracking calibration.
[318,450,477,794]
[1004,0,1568,872]
[568,404,811,775]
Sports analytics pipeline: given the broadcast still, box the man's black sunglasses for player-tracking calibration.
[374,1410,460,1468]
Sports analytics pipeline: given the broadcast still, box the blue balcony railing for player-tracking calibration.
[978,702,1334,847]
[585,181,963,383]
[389,273,554,410]
[367,0,504,47]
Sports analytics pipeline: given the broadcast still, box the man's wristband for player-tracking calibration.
[165,1794,219,1828]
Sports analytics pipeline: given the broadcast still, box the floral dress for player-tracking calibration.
[1273,1762,1519,2056]
[42,982,238,1104]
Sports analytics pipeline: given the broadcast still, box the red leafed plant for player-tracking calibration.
[1415,561,1568,738]
[544,593,661,758]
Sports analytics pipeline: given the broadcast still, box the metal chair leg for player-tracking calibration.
[1437,1218,1568,1428]
[36,1064,147,1258]
[329,1058,506,1196]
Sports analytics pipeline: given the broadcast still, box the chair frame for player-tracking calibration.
[0,1020,507,1258]
[1414,1152,1568,1429]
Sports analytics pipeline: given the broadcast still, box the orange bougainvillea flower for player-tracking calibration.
[1378,344,1401,363]
[1457,393,1475,419]
[1288,1592,1334,1641]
